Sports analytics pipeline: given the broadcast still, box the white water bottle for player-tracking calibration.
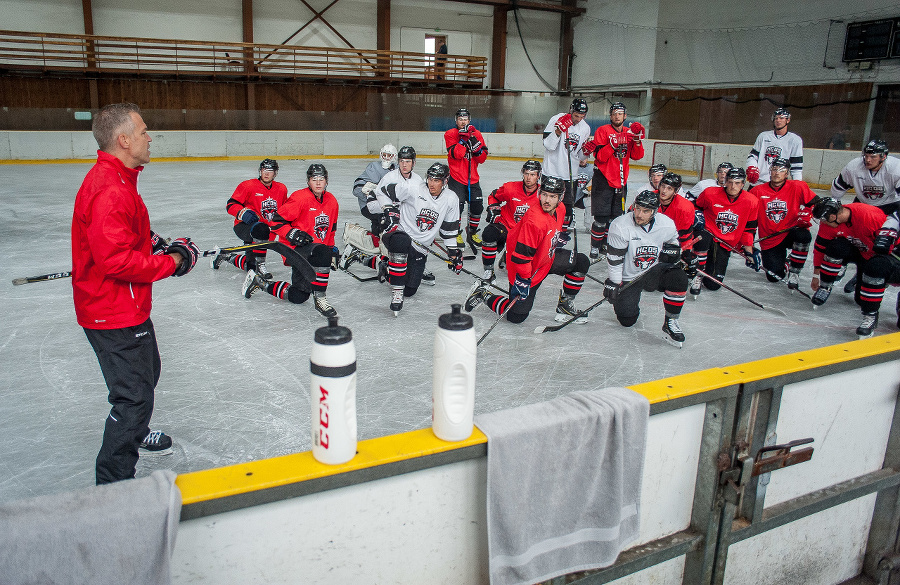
[310,316,357,464]
[433,304,477,441]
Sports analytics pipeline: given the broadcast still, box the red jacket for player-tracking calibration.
[445,126,488,184]
[659,193,696,249]
[71,151,176,330]
[272,188,339,252]
[226,178,288,227]
[750,180,817,250]
[488,180,539,230]
[506,202,566,285]
[814,203,889,266]
[587,124,644,188]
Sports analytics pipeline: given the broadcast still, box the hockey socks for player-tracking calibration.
[467,215,481,235]
[562,272,585,297]
[312,266,331,294]
[662,289,686,315]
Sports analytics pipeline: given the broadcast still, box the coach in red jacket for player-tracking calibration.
[72,103,199,484]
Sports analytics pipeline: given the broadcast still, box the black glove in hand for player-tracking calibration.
[168,237,199,277]
[448,247,464,274]
[603,278,621,303]
[287,228,313,247]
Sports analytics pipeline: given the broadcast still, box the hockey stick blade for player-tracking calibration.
[12,270,72,285]
[425,246,507,294]
[764,269,813,300]
[696,268,787,316]
[340,268,380,283]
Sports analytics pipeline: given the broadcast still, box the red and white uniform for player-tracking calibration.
[445,127,488,185]
[659,193,697,250]
[506,203,566,286]
[750,180,817,250]
[588,124,645,188]
[814,203,889,265]
[488,181,539,230]
[695,186,759,249]
[71,151,176,329]
[272,188,339,253]
[226,178,289,227]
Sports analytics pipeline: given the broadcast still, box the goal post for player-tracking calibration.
[651,141,706,183]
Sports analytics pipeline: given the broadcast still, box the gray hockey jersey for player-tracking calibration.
[606,212,679,283]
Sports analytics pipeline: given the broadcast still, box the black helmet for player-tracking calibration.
[633,189,660,210]
[660,172,682,190]
[863,139,889,156]
[455,108,471,119]
[540,176,565,195]
[522,159,542,174]
[426,162,450,181]
[306,163,328,181]
[772,107,791,120]
[398,145,416,160]
[726,167,747,181]
[716,162,735,172]
[649,163,667,177]
[570,98,588,114]
[813,197,842,220]
[609,102,627,115]
[769,157,790,171]
[259,158,278,173]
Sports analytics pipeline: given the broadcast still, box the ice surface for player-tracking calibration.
[0,157,887,502]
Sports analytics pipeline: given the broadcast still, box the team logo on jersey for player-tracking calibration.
[514,203,530,223]
[259,197,278,222]
[716,211,739,234]
[764,145,782,164]
[633,245,658,270]
[313,212,330,241]
[863,186,885,200]
[548,232,563,258]
[765,199,788,223]
[416,208,439,232]
[566,133,580,152]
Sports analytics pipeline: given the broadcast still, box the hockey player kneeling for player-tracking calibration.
[603,190,692,347]
[376,162,462,316]
[465,176,590,324]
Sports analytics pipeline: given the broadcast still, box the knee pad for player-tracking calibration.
[574,253,590,274]
[287,287,310,305]
[617,314,639,327]
[507,311,529,324]
[309,245,333,267]
[384,231,411,252]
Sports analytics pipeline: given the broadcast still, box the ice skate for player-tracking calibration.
[390,286,404,316]
[465,281,489,312]
[313,291,338,318]
[555,292,588,324]
[856,311,878,338]
[421,270,436,286]
[139,430,173,456]
[662,315,685,348]
[242,270,266,299]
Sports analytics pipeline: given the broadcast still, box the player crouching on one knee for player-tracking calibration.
[603,190,694,347]
[243,164,340,318]
[465,176,590,324]
[377,162,462,316]
[810,197,900,338]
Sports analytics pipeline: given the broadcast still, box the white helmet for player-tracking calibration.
[380,144,398,169]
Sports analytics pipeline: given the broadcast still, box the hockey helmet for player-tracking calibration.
[649,163,667,178]
[726,167,747,181]
[426,162,450,181]
[259,158,279,173]
[522,159,542,174]
[455,108,471,120]
[609,102,627,115]
[863,139,889,157]
[772,107,791,120]
[660,172,682,190]
[570,98,589,114]
[633,189,660,211]
[813,197,842,221]
[540,176,565,195]
[769,157,790,171]
[716,162,735,172]
[306,163,328,181]
[398,145,416,160]
[380,144,398,169]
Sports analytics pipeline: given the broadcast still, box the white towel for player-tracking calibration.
[475,387,649,585]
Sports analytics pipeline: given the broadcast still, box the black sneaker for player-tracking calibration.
[139,430,173,456]
[857,311,879,338]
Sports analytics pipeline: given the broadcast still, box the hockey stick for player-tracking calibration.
[435,238,475,261]
[696,268,787,316]
[340,267,381,283]
[426,245,508,294]
[763,269,813,300]
[564,128,580,254]
[11,270,72,286]
[477,298,518,346]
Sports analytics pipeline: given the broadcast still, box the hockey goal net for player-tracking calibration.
[651,141,706,182]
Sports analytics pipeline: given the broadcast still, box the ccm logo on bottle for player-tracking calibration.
[315,386,330,449]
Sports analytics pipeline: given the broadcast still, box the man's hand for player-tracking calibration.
[448,247,463,274]
[168,237,199,276]
[555,113,573,136]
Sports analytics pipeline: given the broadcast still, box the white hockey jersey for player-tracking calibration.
[635,181,686,197]
[747,130,804,182]
[376,180,460,249]
[542,113,590,181]
[606,212,679,283]
[685,178,719,201]
[369,169,425,214]
[831,156,900,208]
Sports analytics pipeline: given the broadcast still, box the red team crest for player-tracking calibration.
[313,212,330,241]
[764,145,782,164]
[863,185,885,200]
[416,208,439,232]
[716,211,739,235]
[633,245,658,270]
[566,132,581,151]
[514,203,530,223]
[260,196,278,222]
[765,199,788,223]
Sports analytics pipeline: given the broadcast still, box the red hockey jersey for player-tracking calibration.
[506,202,566,286]
[750,180,817,250]
[445,126,488,185]
[488,180,540,230]
[814,203,889,266]
[659,193,696,249]
[586,124,644,189]
[272,188,339,252]
[695,187,759,249]
[226,178,289,227]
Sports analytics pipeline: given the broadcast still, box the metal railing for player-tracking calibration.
[0,30,487,86]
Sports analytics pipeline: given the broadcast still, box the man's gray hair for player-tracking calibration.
[92,103,141,152]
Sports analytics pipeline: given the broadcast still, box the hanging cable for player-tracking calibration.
[510,0,557,92]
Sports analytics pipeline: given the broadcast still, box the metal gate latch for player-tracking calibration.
[719,455,754,505]
[752,438,814,477]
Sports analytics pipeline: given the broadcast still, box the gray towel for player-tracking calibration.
[475,387,649,585]
[0,469,181,585]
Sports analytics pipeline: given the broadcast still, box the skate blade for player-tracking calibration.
[555,313,587,324]
[662,334,683,348]
[858,332,874,340]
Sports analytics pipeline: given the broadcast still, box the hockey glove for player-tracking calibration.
[168,237,199,277]
[555,230,571,249]
[512,275,531,300]
[693,209,706,230]
[682,249,698,277]
[486,202,503,224]
[555,113,573,134]
[448,247,464,274]
[286,228,313,247]
[237,208,259,225]
[660,242,681,265]
[628,122,645,141]
[365,192,383,215]
[382,205,402,236]
[361,181,378,195]
[467,135,483,154]
[581,139,598,157]
[458,123,472,136]
[746,166,760,184]
[250,221,271,241]
[603,278,621,303]
[150,230,168,255]
[796,208,813,228]
[873,226,899,254]
[745,247,762,271]
[331,245,341,270]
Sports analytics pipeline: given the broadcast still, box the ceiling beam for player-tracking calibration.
[440,0,584,16]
